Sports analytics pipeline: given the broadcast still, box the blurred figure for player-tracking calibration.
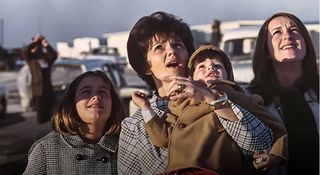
[211,19,222,47]
[16,64,33,112]
[0,45,4,69]
[22,34,57,123]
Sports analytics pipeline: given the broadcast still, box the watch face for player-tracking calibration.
[208,92,228,108]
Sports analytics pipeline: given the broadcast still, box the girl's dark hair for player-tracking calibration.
[127,11,195,91]
[251,12,319,104]
[53,70,126,136]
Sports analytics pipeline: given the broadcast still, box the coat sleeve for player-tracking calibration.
[44,44,58,65]
[117,114,143,175]
[223,86,288,160]
[23,141,47,175]
[144,113,172,148]
[244,94,288,160]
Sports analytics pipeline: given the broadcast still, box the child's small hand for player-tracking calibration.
[253,152,282,171]
[132,91,150,110]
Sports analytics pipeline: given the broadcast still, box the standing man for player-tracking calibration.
[22,34,57,123]
[211,19,222,47]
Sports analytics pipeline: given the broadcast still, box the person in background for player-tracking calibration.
[132,45,287,175]
[22,34,57,123]
[118,11,274,175]
[23,70,125,174]
[250,12,319,175]
[16,64,33,112]
[211,19,222,47]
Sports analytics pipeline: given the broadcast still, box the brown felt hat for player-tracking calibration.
[187,44,234,81]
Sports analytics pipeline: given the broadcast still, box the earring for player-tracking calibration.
[145,71,152,75]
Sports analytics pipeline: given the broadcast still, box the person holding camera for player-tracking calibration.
[22,34,57,123]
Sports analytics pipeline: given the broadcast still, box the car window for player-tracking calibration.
[223,38,256,61]
[102,64,127,88]
[51,64,83,84]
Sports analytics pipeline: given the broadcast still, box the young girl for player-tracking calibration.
[23,70,125,174]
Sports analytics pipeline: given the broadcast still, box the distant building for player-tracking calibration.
[56,37,100,58]
[56,20,319,70]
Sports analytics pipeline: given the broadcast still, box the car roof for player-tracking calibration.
[54,58,118,72]
[56,58,115,65]
[221,26,261,42]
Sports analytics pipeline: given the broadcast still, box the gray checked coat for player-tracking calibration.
[23,131,118,175]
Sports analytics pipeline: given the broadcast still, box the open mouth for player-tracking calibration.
[206,72,218,78]
[281,44,297,50]
[166,61,181,68]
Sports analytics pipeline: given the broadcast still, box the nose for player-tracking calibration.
[207,66,218,71]
[91,95,101,101]
[208,66,219,76]
[283,29,293,40]
[167,42,176,57]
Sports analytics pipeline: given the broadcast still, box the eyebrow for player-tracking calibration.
[271,26,281,33]
[79,85,110,91]
[79,86,91,91]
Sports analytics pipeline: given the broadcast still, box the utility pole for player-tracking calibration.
[0,19,3,46]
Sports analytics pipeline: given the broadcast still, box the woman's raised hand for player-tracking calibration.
[164,75,221,103]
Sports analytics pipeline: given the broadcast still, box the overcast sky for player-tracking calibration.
[0,0,319,48]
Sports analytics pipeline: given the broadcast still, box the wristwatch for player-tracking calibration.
[207,92,228,108]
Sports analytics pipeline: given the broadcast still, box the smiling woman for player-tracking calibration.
[250,12,319,175]
[23,70,126,175]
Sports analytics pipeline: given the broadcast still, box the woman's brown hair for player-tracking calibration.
[251,12,319,104]
[53,70,126,136]
[127,11,195,91]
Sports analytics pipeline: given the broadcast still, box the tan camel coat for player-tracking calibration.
[144,81,288,175]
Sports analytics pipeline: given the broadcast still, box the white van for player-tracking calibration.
[220,26,260,83]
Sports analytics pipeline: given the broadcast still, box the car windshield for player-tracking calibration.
[223,37,256,61]
[51,64,83,84]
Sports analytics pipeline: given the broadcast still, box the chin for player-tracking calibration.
[205,78,217,84]
[279,57,304,63]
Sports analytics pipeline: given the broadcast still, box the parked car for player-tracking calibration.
[16,58,151,114]
[219,26,260,84]
[51,58,150,113]
[0,82,7,117]
[82,46,127,72]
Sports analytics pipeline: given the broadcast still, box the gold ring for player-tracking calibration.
[177,84,184,92]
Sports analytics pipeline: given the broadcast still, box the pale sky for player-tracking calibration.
[0,0,319,48]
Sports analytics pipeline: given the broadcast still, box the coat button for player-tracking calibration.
[101,157,109,163]
[76,154,84,161]
[97,157,109,163]
[178,123,187,128]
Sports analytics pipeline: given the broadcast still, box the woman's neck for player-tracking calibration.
[273,61,302,87]
[154,79,171,98]
[79,123,106,144]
